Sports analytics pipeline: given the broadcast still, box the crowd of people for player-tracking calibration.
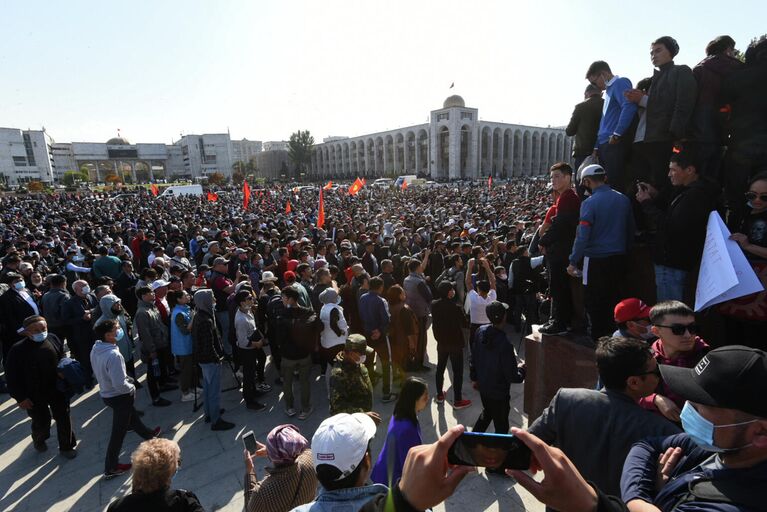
[1,32,766,512]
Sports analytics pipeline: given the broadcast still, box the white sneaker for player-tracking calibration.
[181,392,195,402]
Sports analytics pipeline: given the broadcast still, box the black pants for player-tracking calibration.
[240,347,267,404]
[413,316,429,367]
[598,141,629,193]
[512,293,537,335]
[547,257,573,327]
[584,254,626,340]
[366,336,392,395]
[103,392,153,472]
[269,337,283,372]
[141,347,171,401]
[27,392,76,450]
[69,336,95,384]
[473,392,510,434]
[436,348,463,401]
[631,140,674,191]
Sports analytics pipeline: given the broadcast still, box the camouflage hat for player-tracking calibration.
[345,334,367,353]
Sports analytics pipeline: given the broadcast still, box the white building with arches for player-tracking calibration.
[309,95,571,181]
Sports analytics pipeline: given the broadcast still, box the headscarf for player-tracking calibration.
[266,424,309,466]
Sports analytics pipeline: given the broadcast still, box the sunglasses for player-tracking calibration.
[745,192,767,202]
[654,323,700,335]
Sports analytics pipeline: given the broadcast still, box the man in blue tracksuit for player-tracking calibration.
[586,60,638,193]
[358,276,396,402]
[569,165,635,341]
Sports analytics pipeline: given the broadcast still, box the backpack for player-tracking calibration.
[290,307,322,353]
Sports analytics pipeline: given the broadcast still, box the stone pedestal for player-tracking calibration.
[523,326,599,422]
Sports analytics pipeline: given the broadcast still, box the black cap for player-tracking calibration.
[660,346,767,418]
[485,301,509,324]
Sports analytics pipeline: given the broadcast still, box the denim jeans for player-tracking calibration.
[199,362,222,424]
[654,265,688,303]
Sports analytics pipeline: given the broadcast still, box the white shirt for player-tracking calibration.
[468,289,496,325]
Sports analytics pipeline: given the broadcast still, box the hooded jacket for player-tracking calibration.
[192,289,223,364]
[469,324,525,400]
[90,340,134,398]
[95,294,133,362]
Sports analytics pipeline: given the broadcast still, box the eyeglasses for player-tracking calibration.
[635,366,662,378]
[654,323,699,335]
[745,192,767,202]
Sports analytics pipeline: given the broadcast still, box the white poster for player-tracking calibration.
[694,211,764,311]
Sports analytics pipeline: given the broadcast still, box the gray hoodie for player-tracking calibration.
[90,340,134,398]
[95,294,132,362]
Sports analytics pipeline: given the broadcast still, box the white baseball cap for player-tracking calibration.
[312,413,376,479]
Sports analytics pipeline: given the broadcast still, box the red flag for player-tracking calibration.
[348,178,363,196]
[488,175,493,190]
[323,181,333,190]
[286,200,292,214]
[243,181,251,210]
[361,177,367,186]
[150,184,159,196]
[206,191,218,202]
[317,189,325,228]
[401,180,408,191]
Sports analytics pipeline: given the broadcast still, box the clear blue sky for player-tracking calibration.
[2,0,765,144]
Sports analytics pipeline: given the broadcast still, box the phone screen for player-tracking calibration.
[447,432,531,470]
[242,431,258,455]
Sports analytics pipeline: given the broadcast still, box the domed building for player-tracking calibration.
[310,96,571,181]
[106,136,131,145]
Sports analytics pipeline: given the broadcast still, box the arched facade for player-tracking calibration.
[309,97,572,180]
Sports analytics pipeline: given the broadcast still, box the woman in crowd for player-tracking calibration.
[385,285,419,384]
[106,438,204,511]
[243,424,317,512]
[370,377,429,485]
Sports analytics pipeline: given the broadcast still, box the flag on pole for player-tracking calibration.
[206,191,218,202]
[401,180,408,191]
[286,200,292,214]
[317,189,325,228]
[150,184,159,196]
[361,177,367,187]
[243,181,251,210]
[488,175,493,190]
[450,82,454,89]
[348,178,363,196]
[323,181,333,190]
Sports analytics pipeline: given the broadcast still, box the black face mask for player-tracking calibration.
[111,306,122,314]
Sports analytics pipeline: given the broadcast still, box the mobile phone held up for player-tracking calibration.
[242,430,258,455]
[447,432,531,470]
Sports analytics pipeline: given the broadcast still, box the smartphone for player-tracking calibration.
[242,430,258,455]
[447,432,531,470]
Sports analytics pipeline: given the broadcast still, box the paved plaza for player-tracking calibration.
[0,328,545,512]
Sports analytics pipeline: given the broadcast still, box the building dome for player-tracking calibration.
[106,137,130,145]
[443,95,465,109]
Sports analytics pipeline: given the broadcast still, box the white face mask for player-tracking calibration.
[359,355,367,365]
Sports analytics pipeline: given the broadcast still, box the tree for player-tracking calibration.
[231,161,246,185]
[63,170,88,186]
[208,172,226,186]
[288,130,315,177]
[28,181,44,192]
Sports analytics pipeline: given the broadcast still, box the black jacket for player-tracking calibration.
[431,297,466,351]
[62,293,97,346]
[6,335,64,402]
[566,95,604,157]
[191,311,222,364]
[722,57,767,150]
[644,61,697,142]
[0,289,38,348]
[469,325,525,400]
[641,179,718,271]
[107,488,204,512]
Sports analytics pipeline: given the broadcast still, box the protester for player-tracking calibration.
[134,285,175,406]
[91,319,161,479]
[5,315,77,458]
[95,294,139,386]
[242,424,317,512]
[613,298,654,341]
[403,257,432,371]
[431,281,470,408]
[168,289,196,400]
[566,84,605,171]
[106,438,204,511]
[278,286,315,419]
[234,289,269,411]
[359,276,396,401]
[385,284,419,388]
[328,334,374,415]
[371,377,429,485]
[317,287,347,378]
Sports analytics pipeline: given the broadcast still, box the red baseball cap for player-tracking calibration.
[283,270,296,282]
[614,298,651,323]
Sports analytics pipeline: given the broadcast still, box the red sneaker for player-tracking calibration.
[453,399,472,410]
[436,393,445,404]
[104,463,132,479]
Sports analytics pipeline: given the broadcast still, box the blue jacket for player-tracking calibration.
[469,325,525,400]
[358,291,390,338]
[291,483,390,512]
[569,185,635,265]
[597,76,637,146]
[170,305,193,356]
[621,433,767,511]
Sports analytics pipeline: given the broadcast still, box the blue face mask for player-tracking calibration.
[115,328,125,341]
[14,281,25,291]
[31,331,48,343]
[680,401,756,452]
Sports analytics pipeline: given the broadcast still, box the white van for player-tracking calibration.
[158,184,203,198]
